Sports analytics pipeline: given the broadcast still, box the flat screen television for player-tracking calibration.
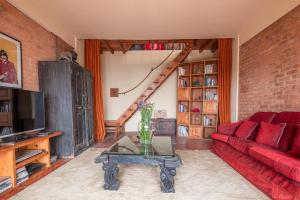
[0,89,45,139]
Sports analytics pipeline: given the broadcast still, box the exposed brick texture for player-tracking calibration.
[239,6,300,120]
[0,0,72,91]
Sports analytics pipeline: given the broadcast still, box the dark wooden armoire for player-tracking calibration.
[38,60,94,158]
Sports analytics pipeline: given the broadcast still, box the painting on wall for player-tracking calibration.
[0,32,22,89]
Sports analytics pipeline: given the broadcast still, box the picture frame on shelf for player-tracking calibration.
[0,32,22,89]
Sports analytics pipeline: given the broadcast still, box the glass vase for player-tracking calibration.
[138,121,153,144]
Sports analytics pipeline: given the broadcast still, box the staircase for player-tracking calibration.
[114,44,193,131]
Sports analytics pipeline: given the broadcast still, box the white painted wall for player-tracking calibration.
[75,39,85,67]
[102,50,217,131]
[231,37,239,122]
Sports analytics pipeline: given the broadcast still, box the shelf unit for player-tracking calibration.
[0,131,63,193]
[177,59,219,139]
[0,88,13,133]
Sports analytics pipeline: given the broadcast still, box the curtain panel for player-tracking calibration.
[218,38,232,124]
[85,39,106,141]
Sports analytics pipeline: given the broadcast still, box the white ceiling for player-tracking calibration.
[8,0,300,47]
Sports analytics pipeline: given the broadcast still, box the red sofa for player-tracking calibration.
[212,112,300,200]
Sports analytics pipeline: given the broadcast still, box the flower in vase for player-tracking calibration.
[138,101,155,144]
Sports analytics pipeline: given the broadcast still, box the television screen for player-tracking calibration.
[12,89,45,133]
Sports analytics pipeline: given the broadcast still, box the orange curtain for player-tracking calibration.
[218,38,232,124]
[85,39,106,141]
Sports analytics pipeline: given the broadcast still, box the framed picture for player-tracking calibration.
[0,32,22,88]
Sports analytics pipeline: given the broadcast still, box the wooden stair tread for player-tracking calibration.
[116,45,193,125]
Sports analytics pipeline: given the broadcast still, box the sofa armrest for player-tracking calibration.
[211,133,230,143]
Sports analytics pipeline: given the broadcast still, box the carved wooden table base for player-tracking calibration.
[95,153,182,193]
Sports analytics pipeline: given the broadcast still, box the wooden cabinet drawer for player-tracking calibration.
[0,112,12,126]
[0,88,12,100]
[177,113,189,125]
[178,88,190,101]
[203,101,218,114]
[189,126,203,139]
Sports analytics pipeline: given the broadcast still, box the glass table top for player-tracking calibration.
[103,136,174,156]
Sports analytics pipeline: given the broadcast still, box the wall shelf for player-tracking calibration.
[177,59,219,139]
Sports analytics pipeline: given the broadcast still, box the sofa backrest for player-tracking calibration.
[271,112,300,125]
[249,112,277,123]
[272,112,300,151]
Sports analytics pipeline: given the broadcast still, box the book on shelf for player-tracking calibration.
[204,64,214,74]
[205,91,218,100]
[178,79,188,87]
[178,104,187,112]
[0,127,13,136]
[178,67,186,76]
[178,125,189,137]
[0,176,12,193]
[16,149,44,163]
[203,116,214,126]
[205,77,217,86]
[0,103,10,112]
[16,166,29,185]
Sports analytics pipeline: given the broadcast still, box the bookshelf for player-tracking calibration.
[0,88,13,135]
[177,59,219,139]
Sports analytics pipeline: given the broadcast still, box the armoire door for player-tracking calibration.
[83,71,94,146]
[71,66,86,153]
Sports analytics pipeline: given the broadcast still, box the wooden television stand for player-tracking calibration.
[0,131,63,189]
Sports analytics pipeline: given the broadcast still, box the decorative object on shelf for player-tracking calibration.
[0,32,22,89]
[59,50,78,63]
[138,101,154,144]
[192,108,200,113]
[178,67,186,76]
[192,65,201,74]
[192,80,200,87]
[154,110,167,119]
[204,64,214,74]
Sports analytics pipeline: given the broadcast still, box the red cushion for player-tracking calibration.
[272,112,300,152]
[256,122,286,148]
[211,133,229,143]
[249,145,300,182]
[228,136,254,154]
[249,112,277,123]
[218,121,242,136]
[234,121,258,139]
[277,124,297,151]
[289,125,300,157]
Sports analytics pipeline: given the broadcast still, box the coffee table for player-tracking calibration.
[95,135,182,193]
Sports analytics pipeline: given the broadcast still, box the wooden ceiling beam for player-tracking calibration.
[118,40,127,54]
[211,40,218,53]
[103,40,114,54]
[198,39,213,53]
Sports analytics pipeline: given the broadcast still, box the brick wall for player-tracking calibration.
[0,0,72,91]
[239,5,300,119]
